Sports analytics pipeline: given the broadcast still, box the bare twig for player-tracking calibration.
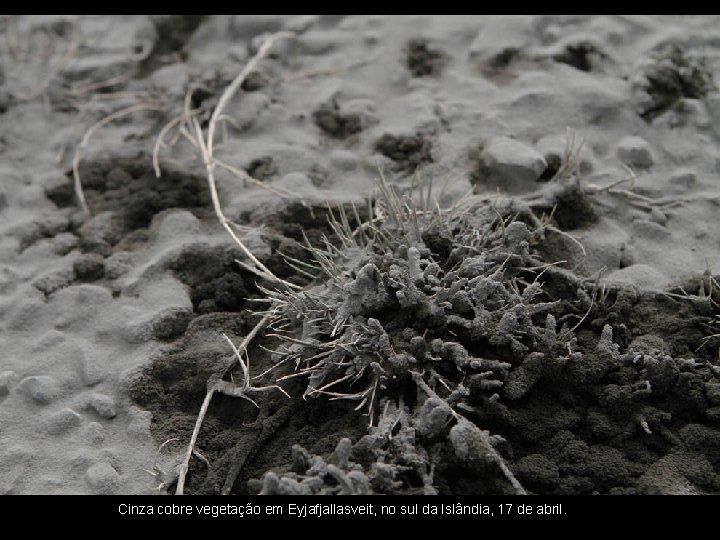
[176,315,289,495]
[190,117,300,290]
[152,108,201,177]
[206,31,295,162]
[215,158,300,198]
[169,33,300,290]
[70,70,134,96]
[175,386,216,495]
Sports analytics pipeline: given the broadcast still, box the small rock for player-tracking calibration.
[155,210,201,242]
[86,462,121,494]
[79,352,105,386]
[482,136,547,184]
[73,253,105,280]
[42,408,82,435]
[84,422,106,445]
[152,307,193,340]
[16,375,62,404]
[33,268,74,296]
[0,370,19,397]
[104,251,133,279]
[78,211,122,256]
[51,232,79,255]
[89,393,117,419]
[669,169,697,188]
[617,136,654,168]
[126,407,153,440]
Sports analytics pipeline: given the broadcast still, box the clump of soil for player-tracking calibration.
[165,240,308,314]
[486,47,522,73]
[313,101,363,139]
[374,132,433,172]
[553,40,608,72]
[244,156,277,181]
[476,48,530,85]
[631,44,714,122]
[538,153,562,181]
[406,39,447,77]
[140,15,206,72]
[52,156,212,228]
[546,183,599,230]
[48,155,212,251]
[247,194,720,494]
[165,245,256,314]
[241,70,272,92]
[45,182,77,208]
[73,253,105,281]
[0,88,14,114]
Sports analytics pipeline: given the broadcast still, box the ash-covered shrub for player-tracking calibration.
[251,181,720,494]
[255,185,582,491]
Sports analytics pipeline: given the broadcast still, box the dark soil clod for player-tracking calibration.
[245,156,277,181]
[406,39,447,77]
[539,154,562,182]
[313,101,363,139]
[45,182,76,208]
[165,245,256,314]
[145,15,206,65]
[374,132,433,172]
[553,41,607,72]
[54,156,212,253]
[632,44,714,122]
[488,47,521,72]
[241,70,272,92]
[73,253,105,281]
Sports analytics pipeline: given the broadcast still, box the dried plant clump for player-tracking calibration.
[255,177,582,492]
[246,172,720,495]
